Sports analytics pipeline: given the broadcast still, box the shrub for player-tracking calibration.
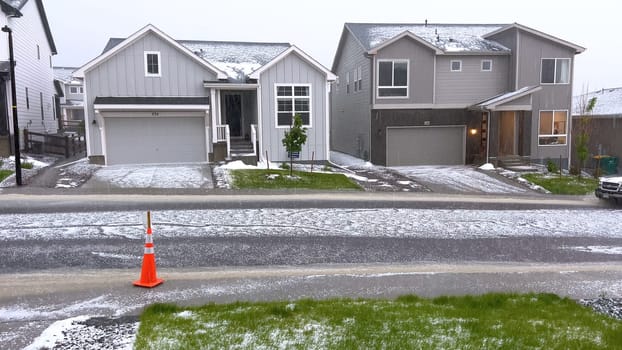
[546,159,558,173]
[21,161,33,169]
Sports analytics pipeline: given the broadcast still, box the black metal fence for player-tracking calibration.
[23,129,86,158]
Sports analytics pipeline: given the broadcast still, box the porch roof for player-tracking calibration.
[470,86,541,111]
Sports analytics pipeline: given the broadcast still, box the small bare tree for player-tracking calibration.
[574,87,596,179]
[282,114,307,176]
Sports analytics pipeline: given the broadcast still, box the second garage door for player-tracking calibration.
[105,116,206,165]
[386,126,465,166]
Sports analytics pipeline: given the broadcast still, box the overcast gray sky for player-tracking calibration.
[46,0,620,95]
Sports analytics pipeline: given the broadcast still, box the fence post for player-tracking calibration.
[64,135,69,158]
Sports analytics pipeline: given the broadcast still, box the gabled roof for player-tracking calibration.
[53,66,79,83]
[248,45,337,81]
[484,23,585,54]
[345,23,511,54]
[572,87,622,116]
[472,86,541,111]
[1,0,57,54]
[181,40,290,82]
[74,24,228,79]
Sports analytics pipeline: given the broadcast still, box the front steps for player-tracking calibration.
[229,138,257,165]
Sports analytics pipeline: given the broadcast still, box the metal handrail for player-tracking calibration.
[250,124,257,156]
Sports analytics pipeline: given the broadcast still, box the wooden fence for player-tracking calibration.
[23,129,86,158]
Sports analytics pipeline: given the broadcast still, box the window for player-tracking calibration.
[37,44,40,60]
[353,68,358,92]
[276,84,311,127]
[450,60,462,72]
[346,71,350,94]
[539,110,568,145]
[69,86,83,94]
[49,55,52,68]
[40,92,44,120]
[377,59,408,97]
[541,58,570,84]
[357,66,362,91]
[25,87,29,109]
[144,51,161,77]
[481,60,492,71]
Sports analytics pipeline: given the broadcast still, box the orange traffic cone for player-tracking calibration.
[133,211,164,288]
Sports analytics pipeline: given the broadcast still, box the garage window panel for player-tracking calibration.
[377,59,409,98]
[275,84,311,127]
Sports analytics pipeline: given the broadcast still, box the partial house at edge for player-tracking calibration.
[331,22,585,168]
[571,87,622,173]
[53,66,85,133]
[0,0,57,157]
[74,24,336,166]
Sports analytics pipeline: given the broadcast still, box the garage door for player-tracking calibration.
[105,116,206,165]
[386,126,465,166]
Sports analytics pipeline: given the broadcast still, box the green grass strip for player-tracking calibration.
[230,169,361,190]
[135,293,621,349]
[0,169,13,182]
[522,173,599,195]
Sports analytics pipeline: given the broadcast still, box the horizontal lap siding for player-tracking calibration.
[331,30,371,159]
[435,56,509,104]
[260,53,328,162]
[85,32,217,155]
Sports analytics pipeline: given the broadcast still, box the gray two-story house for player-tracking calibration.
[331,22,584,167]
[74,24,336,165]
[53,66,84,131]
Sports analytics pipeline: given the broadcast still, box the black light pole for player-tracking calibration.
[2,25,21,186]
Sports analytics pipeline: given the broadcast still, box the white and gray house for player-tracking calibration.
[331,22,585,168]
[74,24,336,165]
[0,0,57,156]
[53,66,84,132]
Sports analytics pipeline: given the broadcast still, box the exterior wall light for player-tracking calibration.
[469,128,478,135]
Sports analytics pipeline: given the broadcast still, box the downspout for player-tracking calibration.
[486,110,491,164]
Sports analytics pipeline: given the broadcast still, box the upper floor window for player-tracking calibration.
[346,71,350,94]
[25,87,29,109]
[69,86,83,94]
[377,59,408,98]
[541,58,570,84]
[37,44,40,60]
[539,110,567,145]
[276,84,311,127]
[144,51,161,77]
[356,66,362,91]
[450,60,462,72]
[481,60,492,72]
[353,68,358,92]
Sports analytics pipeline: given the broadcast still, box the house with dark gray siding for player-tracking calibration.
[74,24,335,165]
[331,22,584,168]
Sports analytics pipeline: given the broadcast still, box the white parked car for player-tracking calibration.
[595,176,622,204]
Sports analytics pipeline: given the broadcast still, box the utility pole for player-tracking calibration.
[2,25,21,186]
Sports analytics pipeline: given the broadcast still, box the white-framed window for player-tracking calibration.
[346,71,350,94]
[144,51,161,77]
[450,60,462,72]
[540,58,570,84]
[36,44,40,60]
[481,60,492,72]
[377,59,408,98]
[353,68,358,92]
[69,86,83,94]
[275,84,311,128]
[538,110,568,145]
[357,66,362,91]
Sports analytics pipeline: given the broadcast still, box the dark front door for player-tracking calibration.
[224,94,242,137]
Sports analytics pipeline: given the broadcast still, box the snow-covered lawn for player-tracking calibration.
[0,155,55,187]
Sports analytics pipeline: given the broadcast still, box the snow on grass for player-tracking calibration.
[1,208,621,242]
[391,165,528,193]
[479,163,495,170]
[23,316,90,350]
[330,151,374,168]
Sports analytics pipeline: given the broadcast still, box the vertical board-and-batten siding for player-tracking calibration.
[373,36,435,105]
[330,29,372,159]
[515,30,575,162]
[259,52,327,162]
[85,31,217,155]
[435,55,509,104]
[10,0,57,134]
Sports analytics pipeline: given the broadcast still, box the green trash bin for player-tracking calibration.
[604,156,618,174]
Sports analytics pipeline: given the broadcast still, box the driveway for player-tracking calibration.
[82,163,214,190]
[391,165,531,194]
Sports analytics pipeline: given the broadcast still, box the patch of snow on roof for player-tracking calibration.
[53,67,78,83]
[348,23,509,53]
[475,86,535,107]
[179,41,290,81]
[572,87,622,116]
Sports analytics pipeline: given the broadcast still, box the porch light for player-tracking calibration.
[469,128,478,135]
